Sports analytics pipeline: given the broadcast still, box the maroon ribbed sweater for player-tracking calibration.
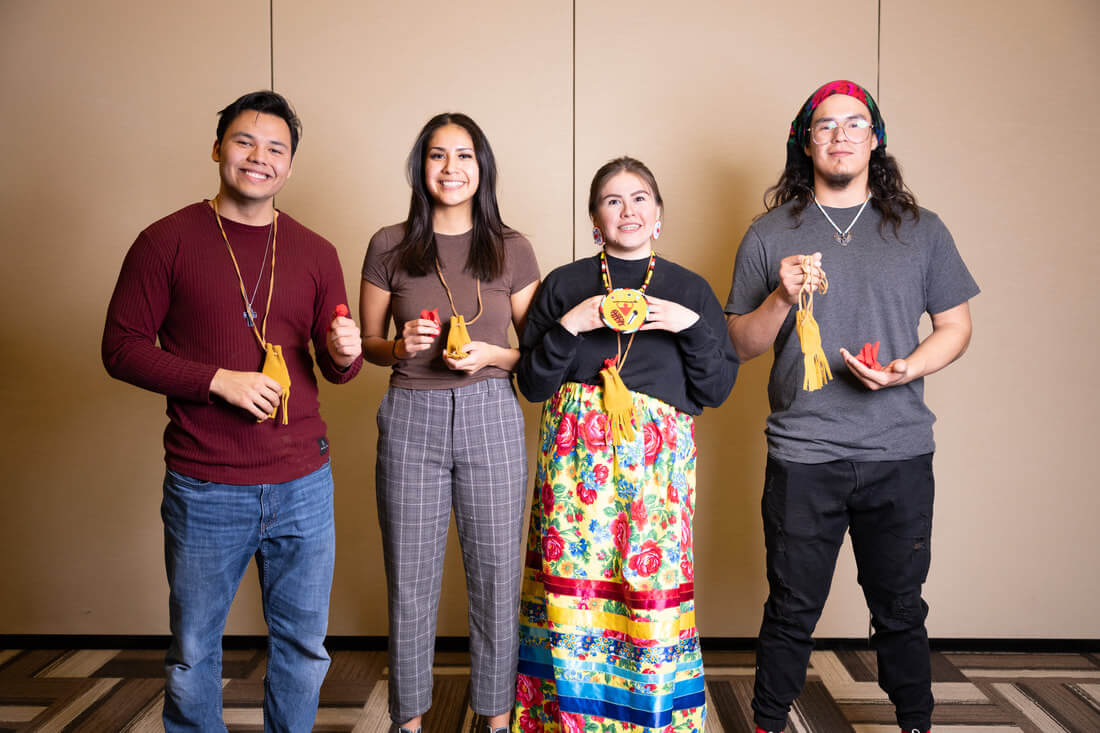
[103,202,362,484]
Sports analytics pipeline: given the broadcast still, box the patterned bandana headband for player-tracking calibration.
[786,79,887,152]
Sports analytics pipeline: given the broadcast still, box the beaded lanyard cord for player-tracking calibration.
[212,198,292,424]
[434,258,483,360]
[598,249,657,444]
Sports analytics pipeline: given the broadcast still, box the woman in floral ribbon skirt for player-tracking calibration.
[513,157,739,732]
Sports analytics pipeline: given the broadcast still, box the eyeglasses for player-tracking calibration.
[810,118,873,145]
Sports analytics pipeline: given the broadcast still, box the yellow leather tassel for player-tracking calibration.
[260,342,291,424]
[600,361,636,444]
[796,308,832,391]
[795,255,831,392]
[445,315,471,359]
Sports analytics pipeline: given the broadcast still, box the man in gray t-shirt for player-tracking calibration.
[725,80,978,733]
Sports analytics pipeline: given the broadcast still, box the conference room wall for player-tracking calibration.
[0,0,1095,639]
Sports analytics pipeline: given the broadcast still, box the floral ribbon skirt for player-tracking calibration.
[514,382,705,733]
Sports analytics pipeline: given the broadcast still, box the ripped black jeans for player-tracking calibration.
[752,454,935,733]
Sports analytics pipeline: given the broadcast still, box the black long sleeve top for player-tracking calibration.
[517,253,738,415]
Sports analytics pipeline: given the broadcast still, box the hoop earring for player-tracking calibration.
[592,227,604,246]
[652,220,662,240]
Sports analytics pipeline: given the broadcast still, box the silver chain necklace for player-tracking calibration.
[243,220,274,326]
[814,194,871,246]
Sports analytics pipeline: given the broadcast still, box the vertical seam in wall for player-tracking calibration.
[876,0,881,100]
[571,0,576,260]
[270,0,275,89]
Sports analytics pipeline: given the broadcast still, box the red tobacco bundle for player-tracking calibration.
[856,341,883,370]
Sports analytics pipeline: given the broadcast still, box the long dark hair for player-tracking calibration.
[394,113,507,280]
[764,147,920,238]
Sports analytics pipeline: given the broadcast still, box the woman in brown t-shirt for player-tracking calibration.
[359,113,539,733]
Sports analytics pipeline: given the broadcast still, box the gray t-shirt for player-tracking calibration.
[363,222,540,389]
[726,200,979,463]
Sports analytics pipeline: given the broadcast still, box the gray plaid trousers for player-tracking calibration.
[375,378,527,724]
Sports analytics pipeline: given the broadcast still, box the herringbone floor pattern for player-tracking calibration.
[1,647,1098,732]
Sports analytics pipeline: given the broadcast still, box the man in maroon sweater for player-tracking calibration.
[103,91,363,732]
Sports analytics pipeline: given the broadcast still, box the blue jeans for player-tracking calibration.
[161,462,335,732]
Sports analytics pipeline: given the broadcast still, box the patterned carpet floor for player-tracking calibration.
[1,646,1098,732]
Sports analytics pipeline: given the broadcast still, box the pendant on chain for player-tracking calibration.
[244,308,257,327]
[815,194,869,248]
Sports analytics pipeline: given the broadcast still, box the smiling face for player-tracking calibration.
[592,171,661,259]
[212,110,293,208]
[805,93,878,193]
[423,123,480,213]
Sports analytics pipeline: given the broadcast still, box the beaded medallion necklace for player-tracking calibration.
[598,249,656,334]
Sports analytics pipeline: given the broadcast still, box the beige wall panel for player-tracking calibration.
[575,1,879,636]
[272,0,573,635]
[880,0,1100,637]
[1,0,1095,641]
[0,1,271,632]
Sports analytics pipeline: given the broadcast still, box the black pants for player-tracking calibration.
[752,454,935,733]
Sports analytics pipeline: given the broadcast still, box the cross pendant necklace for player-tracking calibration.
[242,222,274,325]
[211,196,278,351]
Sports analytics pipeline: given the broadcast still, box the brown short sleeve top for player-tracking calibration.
[362,222,539,389]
